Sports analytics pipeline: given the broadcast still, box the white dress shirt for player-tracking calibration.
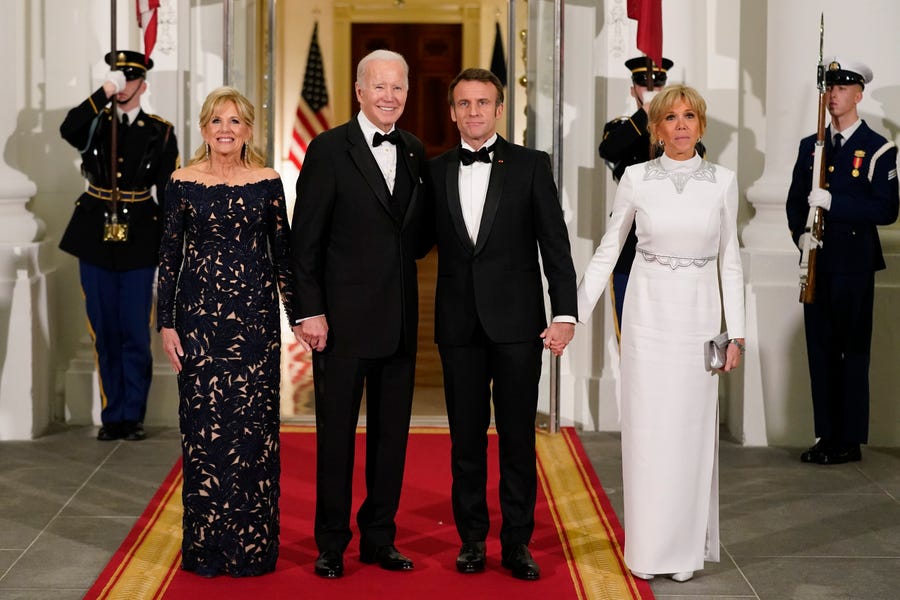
[831,118,861,146]
[358,112,397,193]
[458,133,498,244]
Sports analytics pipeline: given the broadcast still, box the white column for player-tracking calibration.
[0,2,52,440]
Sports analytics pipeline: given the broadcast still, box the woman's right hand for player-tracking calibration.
[160,327,184,373]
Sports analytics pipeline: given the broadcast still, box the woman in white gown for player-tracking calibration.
[577,85,745,583]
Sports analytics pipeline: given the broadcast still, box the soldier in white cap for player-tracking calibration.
[786,57,899,465]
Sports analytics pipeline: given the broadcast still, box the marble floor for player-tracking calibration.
[0,402,898,599]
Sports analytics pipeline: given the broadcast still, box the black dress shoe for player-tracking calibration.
[97,423,122,441]
[823,444,862,465]
[123,421,146,441]
[314,550,344,578]
[456,541,487,573]
[501,544,540,580]
[800,439,831,463]
[360,544,414,571]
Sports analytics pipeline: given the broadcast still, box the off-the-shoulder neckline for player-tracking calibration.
[170,177,281,189]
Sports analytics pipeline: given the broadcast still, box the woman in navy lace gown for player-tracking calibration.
[157,87,298,577]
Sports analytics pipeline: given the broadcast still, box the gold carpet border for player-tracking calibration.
[97,426,638,599]
[537,428,644,600]
[96,470,183,599]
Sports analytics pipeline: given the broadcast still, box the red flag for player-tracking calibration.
[627,0,663,70]
[288,23,331,171]
[136,0,160,63]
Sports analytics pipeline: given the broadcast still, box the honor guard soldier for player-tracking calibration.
[598,56,705,334]
[786,58,899,465]
[60,50,180,441]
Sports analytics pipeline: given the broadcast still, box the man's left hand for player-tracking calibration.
[540,322,575,357]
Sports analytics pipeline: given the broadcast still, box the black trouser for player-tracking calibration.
[803,270,874,445]
[439,320,543,549]
[312,350,415,552]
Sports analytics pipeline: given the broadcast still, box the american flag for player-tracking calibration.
[288,23,330,170]
[136,0,160,63]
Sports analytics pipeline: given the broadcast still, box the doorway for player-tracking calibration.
[351,23,462,158]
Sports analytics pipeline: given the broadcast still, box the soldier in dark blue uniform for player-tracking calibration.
[786,58,899,465]
[599,57,704,335]
[60,51,180,441]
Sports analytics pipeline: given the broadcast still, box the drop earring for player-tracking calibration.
[205,143,210,161]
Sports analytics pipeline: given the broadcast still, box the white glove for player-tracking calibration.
[640,90,658,108]
[808,188,832,211]
[104,70,126,94]
[797,232,822,251]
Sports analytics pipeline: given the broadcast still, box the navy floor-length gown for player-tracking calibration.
[157,177,296,577]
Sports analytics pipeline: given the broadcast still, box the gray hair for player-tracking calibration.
[356,49,409,87]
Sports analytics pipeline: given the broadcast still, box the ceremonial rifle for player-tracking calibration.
[103,0,127,242]
[798,14,826,303]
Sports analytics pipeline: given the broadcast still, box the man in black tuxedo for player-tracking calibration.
[290,49,425,578]
[786,57,898,465]
[424,68,578,580]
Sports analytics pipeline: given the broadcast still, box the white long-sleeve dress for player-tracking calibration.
[577,153,745,575]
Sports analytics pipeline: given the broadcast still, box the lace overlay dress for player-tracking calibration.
[158,178,296,577]
[577,154,745,575]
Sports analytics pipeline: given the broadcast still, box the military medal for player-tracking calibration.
[852,150,865,178]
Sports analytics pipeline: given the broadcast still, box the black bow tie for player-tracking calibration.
[459,144,494,166]
[373,130,400,147]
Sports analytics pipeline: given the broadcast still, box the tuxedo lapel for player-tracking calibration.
[346,117,392,216]
[474,136,507,254]
[444,153,473,251]
[398,130,422,229]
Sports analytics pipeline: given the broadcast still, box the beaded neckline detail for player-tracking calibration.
[643,158,717,193]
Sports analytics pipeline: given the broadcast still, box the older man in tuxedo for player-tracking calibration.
[291,49,426,579]
[424,68,577,580]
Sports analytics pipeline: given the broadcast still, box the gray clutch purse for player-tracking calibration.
[704,331,729,372]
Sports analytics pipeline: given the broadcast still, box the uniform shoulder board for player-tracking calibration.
[145,113,174,127]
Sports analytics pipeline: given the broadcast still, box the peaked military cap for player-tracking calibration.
[625,56,674,87]
[824,57,872,88]
[104,50,153,81]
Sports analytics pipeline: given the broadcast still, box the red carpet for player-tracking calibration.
[86,426,653,599]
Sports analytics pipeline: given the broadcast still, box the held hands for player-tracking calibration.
[160,327,184,373]
[540,322,575,357]
[294,316,328,352]
[103,70,126,96]
[808,188,832,211]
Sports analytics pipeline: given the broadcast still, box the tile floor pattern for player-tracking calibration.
[0,421,898,599]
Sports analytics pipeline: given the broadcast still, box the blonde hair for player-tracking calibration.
[646,84,707,147]
[188,86,266,167]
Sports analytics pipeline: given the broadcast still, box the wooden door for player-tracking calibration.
[351,23,461,158]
